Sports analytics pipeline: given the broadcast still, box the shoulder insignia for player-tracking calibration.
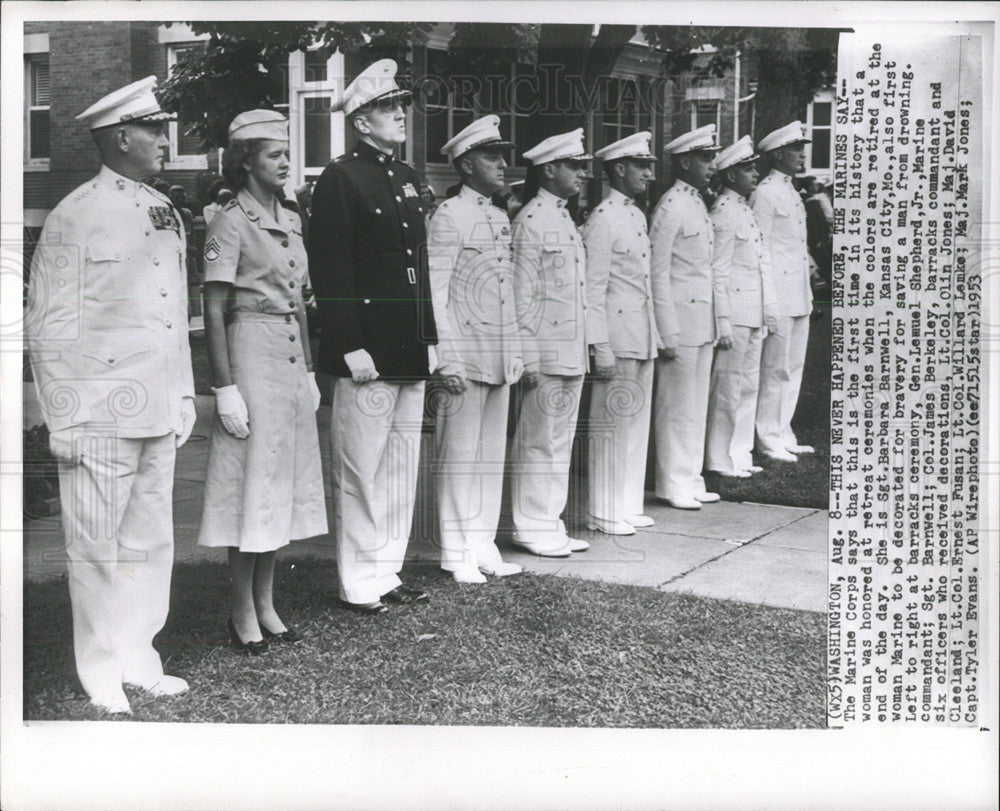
[204,236,221,262]
[223,198,239,210]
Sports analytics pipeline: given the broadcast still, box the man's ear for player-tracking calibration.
[542,163,556,181]
[351,115,370,136]
[678,154,692,174]
[458,155,473,177]
[116,127,130,153]
[613,161,627,180]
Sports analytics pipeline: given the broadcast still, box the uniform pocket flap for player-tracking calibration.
[88,242,122,263]
[611,240,630,254]
[682,222,703,238]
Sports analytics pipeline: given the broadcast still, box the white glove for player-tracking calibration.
[212,384,250,439]
[591,343,617,377]
[308,372,322,411]
[176,397,196,448]
[48,428,83,465]
[510,357,524,381]
[716,318,733,350]
[344,349,378,383]
[428,345,439,374]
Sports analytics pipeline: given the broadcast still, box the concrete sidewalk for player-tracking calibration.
[22,394,828,613]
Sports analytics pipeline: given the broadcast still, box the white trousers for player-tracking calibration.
[654,343,713,501]
[587,358,654,521]
[434,380,510,570]
[756,314,810,453]
[510,374,584,544]
[330,378,425,604]
[57,432,176,701]
[705,326,765,473]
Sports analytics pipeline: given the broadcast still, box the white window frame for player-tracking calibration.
[805,88,834,180]
[599,75,644,148]
[165,43,208,170]
[24,43,50,171]
[287,49,344,189]
[685,85,724,133]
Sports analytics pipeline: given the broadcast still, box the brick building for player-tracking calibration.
[22,21,834,317]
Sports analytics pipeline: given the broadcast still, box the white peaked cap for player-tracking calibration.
[714,135,758,172]
[441,115,514,160]
[663,124,719,155]
[75,76,175,131]
[334,59,411,116]
[523,128,592,165]
[594,131,657,162]
[757,120,811,152]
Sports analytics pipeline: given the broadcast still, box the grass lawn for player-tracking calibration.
[703,312,831,509]
[24,558,826,727]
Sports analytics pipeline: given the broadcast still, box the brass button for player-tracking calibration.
[289,260,296,267]
[153,257,160,265]
[289,280,296,288]
[281,239,289,248]
[284,314,292,323]
[160,288,168,297]
[165,320,172,329]
[289,334,296,342]
[289,356,297,363]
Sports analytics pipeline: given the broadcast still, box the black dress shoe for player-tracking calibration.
[339,599,389,615]
[261,625,304,644]
[227,617,269,656]
[383,585,429,605]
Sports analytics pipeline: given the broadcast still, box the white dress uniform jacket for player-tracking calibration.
[428,185,522,384]
[711,188,778,330]
[27,166,195,434]
[25,166,194,705]
[751,172,810,318]
[513,188,588,375]
[428,185,523,572]
[705,188,777,474]
[582,188,659,359]
[581,189,660,523]
[649,179,716,348]
[650,179,716,502]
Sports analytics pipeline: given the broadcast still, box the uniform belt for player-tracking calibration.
[226,310,296,323]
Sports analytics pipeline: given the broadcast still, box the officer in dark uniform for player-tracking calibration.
[308,59,438,614]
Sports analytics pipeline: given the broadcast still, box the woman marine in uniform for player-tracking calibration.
[198,110,328,654]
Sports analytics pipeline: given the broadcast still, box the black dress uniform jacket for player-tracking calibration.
[309,140,438,379]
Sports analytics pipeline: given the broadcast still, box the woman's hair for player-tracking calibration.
[221,139,268,190]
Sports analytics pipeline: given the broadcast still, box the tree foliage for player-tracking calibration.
[158,21,839,150]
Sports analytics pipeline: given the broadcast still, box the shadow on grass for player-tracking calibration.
[25,558,826,727]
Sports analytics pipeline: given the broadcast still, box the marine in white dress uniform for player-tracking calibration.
[427,116,525,583]
[25,77,195,713]
[581,131,661,535]
[649,125,722,510]
[704,136,780,477]
[752,121,815,461]
[509,129,593,557]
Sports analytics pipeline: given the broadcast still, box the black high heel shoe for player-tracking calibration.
[260,625,304,644]
[227,617,269,656]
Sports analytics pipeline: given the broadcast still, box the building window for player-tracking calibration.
[25,54,50,166]
[806,90,833,174]
[424,48,531,166]
[599,77,647,148]
[685,84,724,134]
[165,43,208,168]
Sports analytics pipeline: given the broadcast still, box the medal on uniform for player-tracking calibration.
[402,182,419,198]
[148,205,180,231]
